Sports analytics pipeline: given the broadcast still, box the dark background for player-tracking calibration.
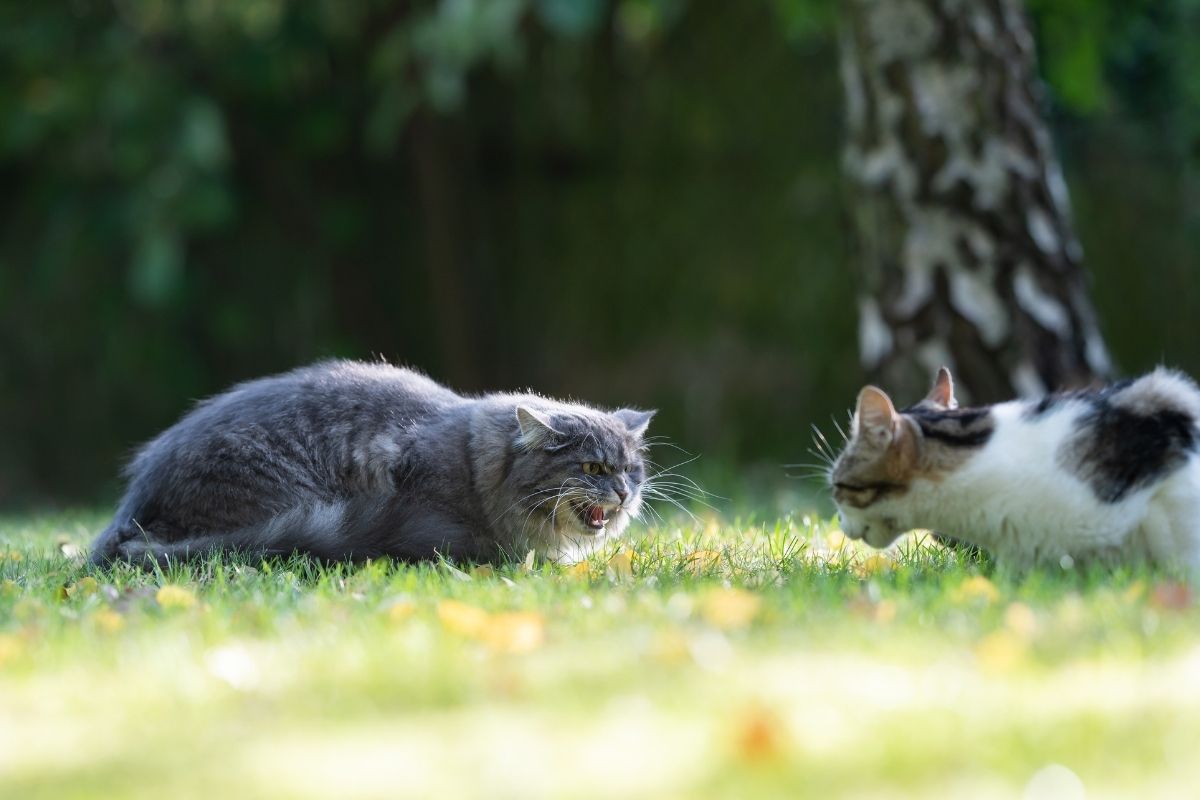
[1,0,1197,507]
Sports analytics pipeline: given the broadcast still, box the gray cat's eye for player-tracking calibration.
[582,462,610,476]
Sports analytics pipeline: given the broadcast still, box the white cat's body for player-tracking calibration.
[832,367,1200,574]
[891,401,1200,569]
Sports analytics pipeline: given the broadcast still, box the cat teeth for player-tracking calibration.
[579,504,610,531]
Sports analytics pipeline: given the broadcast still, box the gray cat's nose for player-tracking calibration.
[615,488,628,503]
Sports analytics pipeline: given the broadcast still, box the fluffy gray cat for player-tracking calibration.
[90,360,656,566]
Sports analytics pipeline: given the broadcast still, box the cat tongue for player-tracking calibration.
[588,506,606,525]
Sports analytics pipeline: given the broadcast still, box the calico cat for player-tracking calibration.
[829,367,1200,572]
[90,360,655,567]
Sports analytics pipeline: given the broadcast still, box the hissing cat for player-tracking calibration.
[829,367,1200,572]
[91,360,655,566]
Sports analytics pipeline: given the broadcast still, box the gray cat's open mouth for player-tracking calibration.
[572,502,611,532]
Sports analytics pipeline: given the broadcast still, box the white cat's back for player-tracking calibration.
[930,372,1200,567]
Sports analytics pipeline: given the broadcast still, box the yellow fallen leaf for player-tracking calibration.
[607,550,634,581]
[521,550,536,573]
[1004,602,1038,638]
[483,612,545,654]
[66,576,100,599]
[92,609,124,634]
[953,575,999,605]
[565,561,592,580]
[384,599,417,624]
[470,565,495,580]
[854,553,892,578]
[974,630,1027,673]
[156,584,197,610]
[437,600,491,637]
[733,708,786,763]
[685,550,723,576]
[700,587,761,630]
[436,601,544,654]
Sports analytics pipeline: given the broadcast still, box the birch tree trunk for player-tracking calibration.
[839,0,1111,403]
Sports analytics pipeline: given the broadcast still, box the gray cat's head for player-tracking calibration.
[493,402,654,559]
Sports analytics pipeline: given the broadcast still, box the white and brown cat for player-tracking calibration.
[830,367,1200,573]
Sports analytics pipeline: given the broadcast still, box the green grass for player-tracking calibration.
[1,508,1198,799]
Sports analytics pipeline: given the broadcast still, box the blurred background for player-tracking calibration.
[1,0,1197,509]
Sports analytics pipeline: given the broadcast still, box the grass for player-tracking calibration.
[1,506,1198,799]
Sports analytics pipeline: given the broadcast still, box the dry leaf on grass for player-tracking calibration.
[732,707,787,763]
[156,584,197,610]
[436,600,545,654]
[383,599,417,624]
[65,576,100,600]
[952,575,1000,605]
[565,561,592,580]
[1149,582,1193,611]
[437,600,490,637]
[442,562,472,582]
[92,609,124,633]
[607,550,634,581]
[854,553,892,578]
[483,612,545,654]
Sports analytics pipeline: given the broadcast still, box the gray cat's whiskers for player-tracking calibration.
[491,485,566,526]
[516,478,578,537]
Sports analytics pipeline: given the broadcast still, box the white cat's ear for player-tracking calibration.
[516,406,561,449]
[923,366,958,409]
[853,386,899,441]
[615,408,655,438]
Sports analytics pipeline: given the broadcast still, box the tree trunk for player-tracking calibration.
[839,0,1111,403]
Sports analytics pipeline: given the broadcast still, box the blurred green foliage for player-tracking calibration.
[0,0,1197,505]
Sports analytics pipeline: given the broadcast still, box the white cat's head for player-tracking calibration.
[830,367,990,548]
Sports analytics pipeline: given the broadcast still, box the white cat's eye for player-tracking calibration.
[582,462,606,476]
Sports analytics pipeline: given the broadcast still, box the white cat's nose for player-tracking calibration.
[838,513,866,541]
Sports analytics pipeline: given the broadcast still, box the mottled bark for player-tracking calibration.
[839,0,1111,403]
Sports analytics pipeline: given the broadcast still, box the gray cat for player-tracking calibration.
[90,360,655,566]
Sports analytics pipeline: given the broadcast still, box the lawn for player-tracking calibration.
[1,507,1198,799]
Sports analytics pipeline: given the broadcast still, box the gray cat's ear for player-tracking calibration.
[853,386,898,442]
[516,406,561,450]
[615,408,655,438]
[923,366,958,409]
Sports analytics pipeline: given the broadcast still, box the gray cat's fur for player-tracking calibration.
[90,360,655,566]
